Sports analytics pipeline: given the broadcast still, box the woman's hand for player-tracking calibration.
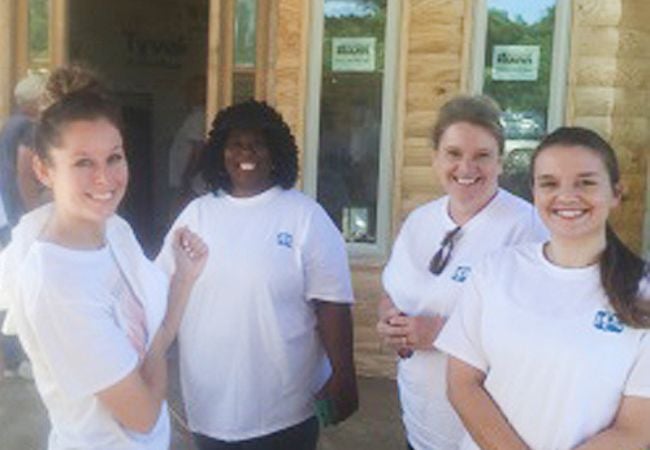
[171,226,208,283]
[376,294,446,354]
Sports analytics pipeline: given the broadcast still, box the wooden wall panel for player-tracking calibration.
[567,0,650,251]
[272,0,308,152]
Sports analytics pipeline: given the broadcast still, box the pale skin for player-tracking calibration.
[34,118,209,433]
[376,122,501,356]
[97,227,208,433]
[18,144,50,211]
[448,144,650,449]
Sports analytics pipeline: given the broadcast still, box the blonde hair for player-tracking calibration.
[432,95,505,154]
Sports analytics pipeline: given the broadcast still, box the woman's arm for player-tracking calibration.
[315,300,359,424]
[97,227,208,433]
[376,293,445,353]
[573,396,650,450]
[448,356,529,450]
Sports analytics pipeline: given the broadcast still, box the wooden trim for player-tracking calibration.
[391,0,410,239]
[547,0,572,130]
[254,0,270,100]
[220,0,235,107]
[207,0,223,125]
[302,0,324,195]
[468,0,487,93]
[51,0,69,66]
[15,0,29,79]
[264,0,279,105]
[0,0,17,122]
[459,0,474,93]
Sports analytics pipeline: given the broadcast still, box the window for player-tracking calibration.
[471,0,570,200]
[645,170,650,259]
[28,0,50,69]
[305,0,400,257]
[213,0,270,108]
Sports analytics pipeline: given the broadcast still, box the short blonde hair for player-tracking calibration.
[432,95,504,154]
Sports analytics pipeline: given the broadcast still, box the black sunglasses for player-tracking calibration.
[429,226,462,275]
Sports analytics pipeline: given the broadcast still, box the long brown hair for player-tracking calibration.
[531,127,650,328]
[35,65,122,163]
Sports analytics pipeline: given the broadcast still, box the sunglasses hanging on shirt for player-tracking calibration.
[429,226,462,275]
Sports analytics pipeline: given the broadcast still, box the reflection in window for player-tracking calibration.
[234,0,256,67]
[29,0,49,67]
[483,0,556,201]
[317,0,386,244]
[233,0,257,104]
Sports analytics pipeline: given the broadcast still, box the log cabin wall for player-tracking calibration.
[567,0,649,251]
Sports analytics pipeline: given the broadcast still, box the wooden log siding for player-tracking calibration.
[273,0,309,157]
[568,0,650,251]
[398,0,468,223]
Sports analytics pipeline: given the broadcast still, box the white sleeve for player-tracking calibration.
[624,333,650,398]
[26,283,138,399]
[434,273,488,372]
[301,204,354,304]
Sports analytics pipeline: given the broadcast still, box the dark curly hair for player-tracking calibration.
[200,100,298,193]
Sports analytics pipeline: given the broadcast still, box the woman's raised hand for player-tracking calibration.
[172,226,209,282]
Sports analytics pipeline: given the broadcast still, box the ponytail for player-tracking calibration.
[601,225,650,328]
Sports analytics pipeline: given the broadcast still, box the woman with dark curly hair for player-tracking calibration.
[157,99,358,450]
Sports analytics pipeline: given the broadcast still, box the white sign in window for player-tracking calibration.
[492,45,540,81]
[332,37,376,72]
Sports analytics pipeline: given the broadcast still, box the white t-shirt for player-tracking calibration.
[436,243,650,450]
[157,186,354,441]
[382,189,547,450]
[2,208,170,450]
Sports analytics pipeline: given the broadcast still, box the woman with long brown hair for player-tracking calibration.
[437,126,650,449]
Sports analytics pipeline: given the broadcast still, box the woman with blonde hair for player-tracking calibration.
[377,95,547,449]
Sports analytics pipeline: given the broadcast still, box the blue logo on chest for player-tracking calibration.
[451,266,471,283]
[276,232,293,248]
[593,310,624,333]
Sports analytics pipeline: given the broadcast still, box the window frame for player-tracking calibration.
[468,0,571,133]
[644,169,650,258]
[304,0,402,260]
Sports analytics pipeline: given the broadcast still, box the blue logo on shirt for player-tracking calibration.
[451,266,471,283]
[593,310,624,333]
[277,232,293,248]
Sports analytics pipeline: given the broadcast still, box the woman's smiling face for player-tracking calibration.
[36,118,128,232]
[223,128,274,197]
[434,121,502,221]
[532,144,620,243]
